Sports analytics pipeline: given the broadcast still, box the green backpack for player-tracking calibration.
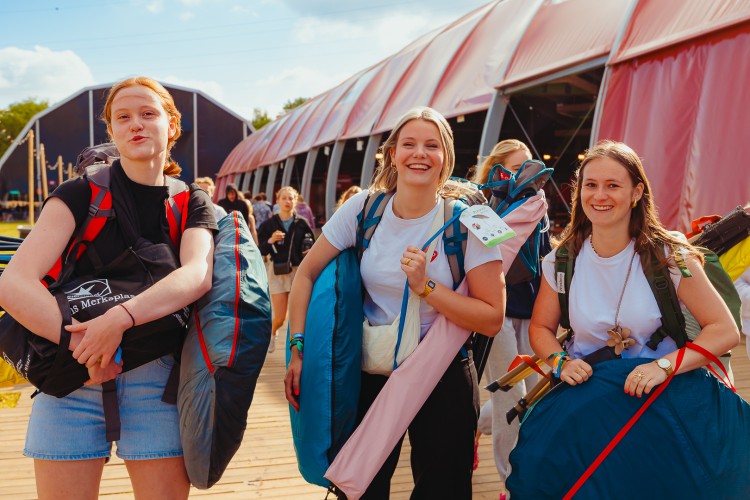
[555,244,742,352]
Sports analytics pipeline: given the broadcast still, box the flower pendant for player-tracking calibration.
[606,325,636,355]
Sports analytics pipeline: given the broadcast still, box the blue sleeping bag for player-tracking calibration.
[178,212,272,489]
[287,248,363,487]
[507,358,750,499]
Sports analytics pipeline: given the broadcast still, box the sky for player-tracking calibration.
[0,0,490,121]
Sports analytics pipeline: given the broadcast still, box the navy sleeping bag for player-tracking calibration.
[507,358,750,499]
[287,248,363,487]
[178,212,272,489]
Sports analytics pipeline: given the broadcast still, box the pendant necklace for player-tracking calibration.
[591,235,638,354]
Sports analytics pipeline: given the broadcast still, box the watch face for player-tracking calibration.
[427,279,436,288]
[657,358,671,369]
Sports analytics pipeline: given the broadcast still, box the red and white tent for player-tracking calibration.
[218,0,750,229]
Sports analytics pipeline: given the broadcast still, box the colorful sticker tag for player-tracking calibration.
[459,204,516,247]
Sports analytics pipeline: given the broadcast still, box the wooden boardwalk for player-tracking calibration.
[2,338,749,499]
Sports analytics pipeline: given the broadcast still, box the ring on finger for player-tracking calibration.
[404,258,411,266]
[634,370,645,380]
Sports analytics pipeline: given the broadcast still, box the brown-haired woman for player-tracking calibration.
[507,140,746,497]
[0,77,217,499]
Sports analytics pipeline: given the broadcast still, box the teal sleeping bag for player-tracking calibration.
[178,212,272,489]
[287,249,363,487]
[507,358,750,499]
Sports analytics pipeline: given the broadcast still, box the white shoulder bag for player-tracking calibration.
[361,200,445,376]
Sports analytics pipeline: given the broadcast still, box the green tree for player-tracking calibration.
[251,107,271,130]
[280,97,308,115]
[0,98,49,158]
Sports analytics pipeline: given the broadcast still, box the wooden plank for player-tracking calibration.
[1,337,748,498]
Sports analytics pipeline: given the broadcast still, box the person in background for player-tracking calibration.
[295,194,315,230]
[252,193,273,230]
[241,191,259,245]
[258,186,314,354]
[285,107,504,499]
[736,266,750,360]
[217,183,248,223]
[195,177,227,221]
[731,204,750,360]
[0,76,216,499]
[470,139,549,497]
[336,185,362,210]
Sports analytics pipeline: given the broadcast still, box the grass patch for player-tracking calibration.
[0,222,28,238]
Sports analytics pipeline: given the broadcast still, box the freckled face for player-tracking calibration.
[580,157,643,231]
[109,85,176,164]
[391,119,445,191]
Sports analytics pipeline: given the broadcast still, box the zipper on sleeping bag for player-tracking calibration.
[328,252,341,464]
[228,211,242,367]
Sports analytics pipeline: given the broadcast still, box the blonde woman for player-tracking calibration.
[285,107,505,498]
[471,139,548,495]
[258,186,314,353]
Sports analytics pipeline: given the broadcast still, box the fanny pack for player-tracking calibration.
[273,224,294,275]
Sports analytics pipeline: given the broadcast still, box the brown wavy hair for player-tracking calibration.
[556,140,700,268]
[102,76,182,176]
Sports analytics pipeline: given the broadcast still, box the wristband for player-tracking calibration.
[119,303,136,328]
[546,351,567,360]
[289,332,304,354]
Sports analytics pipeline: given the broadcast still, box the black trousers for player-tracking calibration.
[355,355,480,500]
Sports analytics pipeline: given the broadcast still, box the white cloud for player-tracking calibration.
[291,11,460,54]
[179,11,195,20]
[158,75,225,102]
[250,66,349,115]
[230,4,257,15]
[0,46,96,107]
[179,0,203,5]
[146,0,164,13]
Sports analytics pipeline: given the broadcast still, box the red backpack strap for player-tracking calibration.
[165,176,190,250]
[42,166,114,288]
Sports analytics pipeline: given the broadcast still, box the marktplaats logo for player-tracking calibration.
[66,279,112,301]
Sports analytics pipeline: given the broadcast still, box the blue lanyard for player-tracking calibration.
[392,209,462,370]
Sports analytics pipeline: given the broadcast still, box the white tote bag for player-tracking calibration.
[361,200,444,376]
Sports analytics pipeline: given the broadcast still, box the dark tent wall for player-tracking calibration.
[0,82,250,197]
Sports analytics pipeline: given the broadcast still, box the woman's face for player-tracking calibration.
[580,157,643,232]
[391,119,445,191]
[503,149,532,173]
[277,190,296,213]
[109,85,176,164]
[227,190,236,202]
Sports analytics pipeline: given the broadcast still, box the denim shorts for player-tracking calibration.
[24,355,182,461]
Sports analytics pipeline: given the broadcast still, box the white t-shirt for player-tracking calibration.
[541,238,680,359]
[323,190,503,336]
